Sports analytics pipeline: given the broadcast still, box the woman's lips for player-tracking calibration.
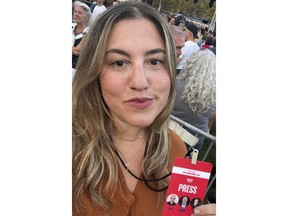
[126,98,154,109]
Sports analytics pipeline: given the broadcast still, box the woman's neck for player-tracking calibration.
[75,23,86,34]
[112,127,146,157]
[112,130,145,142]
[112,121,146,143]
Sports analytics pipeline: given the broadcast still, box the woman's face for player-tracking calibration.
[100,18,171,129]
[73,5,88,25]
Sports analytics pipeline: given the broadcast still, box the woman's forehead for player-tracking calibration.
[107,19,165,49]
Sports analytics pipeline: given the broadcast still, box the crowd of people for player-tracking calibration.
[167,13,216,50]
[167,13,216,151]
[72,1,216,215]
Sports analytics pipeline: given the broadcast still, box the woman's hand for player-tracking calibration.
[72,45,81,56]
[191,204,216,216]
[72,37,86,56]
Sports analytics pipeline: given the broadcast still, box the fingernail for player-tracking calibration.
[194,208,200,214]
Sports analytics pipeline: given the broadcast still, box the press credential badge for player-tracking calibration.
[162,157,213,216]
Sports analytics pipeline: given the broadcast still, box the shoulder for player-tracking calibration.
[72,22,77,30]
[100,5,107,10]
[83,26,90,34]
[189,41,199,49]
[170,129,184,141]
[186,40,194,45]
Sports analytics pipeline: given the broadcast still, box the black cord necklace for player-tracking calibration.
[115,150,171,192]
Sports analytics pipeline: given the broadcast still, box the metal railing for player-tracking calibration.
[170,115,216,199]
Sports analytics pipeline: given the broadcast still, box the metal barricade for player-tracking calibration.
[170,115,216,201]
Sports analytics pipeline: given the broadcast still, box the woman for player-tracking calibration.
[72,1,91,69]
[172,48,216,151]
[191,197,203,208]
[73,2,215,215]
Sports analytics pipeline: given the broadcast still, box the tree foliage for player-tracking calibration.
[151,0,216,21]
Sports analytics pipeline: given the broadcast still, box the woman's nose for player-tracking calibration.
[129,64,149,90]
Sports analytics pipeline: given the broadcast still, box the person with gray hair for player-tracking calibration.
[169,25,185,68]
[172,48,216,151]
[176,22,200,74]
[72,1,91,69]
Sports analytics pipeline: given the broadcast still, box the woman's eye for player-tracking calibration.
[112,61,126,67]
[149,59,163,66]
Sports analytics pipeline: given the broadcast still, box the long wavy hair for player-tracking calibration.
[72,2,177,211]
[177,48,216,115]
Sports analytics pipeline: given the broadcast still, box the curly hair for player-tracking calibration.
[177,48,216,116]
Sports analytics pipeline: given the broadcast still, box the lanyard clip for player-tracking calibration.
[191,148,198,165]
[184,148,199,165]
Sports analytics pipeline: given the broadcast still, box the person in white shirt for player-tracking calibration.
[176,22,200,74]
[91,0,107,23]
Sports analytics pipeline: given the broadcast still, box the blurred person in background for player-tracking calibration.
[169,25,185,67]
[91,0,107,23]
[172,48,216,151]
[169,16,176,25]
[176,22,200,74]
[72,1,91,70]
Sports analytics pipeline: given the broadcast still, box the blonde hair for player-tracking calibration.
[177,48,216,115]
[72,2,177,211]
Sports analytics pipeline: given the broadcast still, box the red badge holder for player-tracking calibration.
[162,149,213,216]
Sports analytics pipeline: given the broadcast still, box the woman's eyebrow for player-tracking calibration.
[145,48,166,56]
[105,48,166,57]
[105,49,130,57]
